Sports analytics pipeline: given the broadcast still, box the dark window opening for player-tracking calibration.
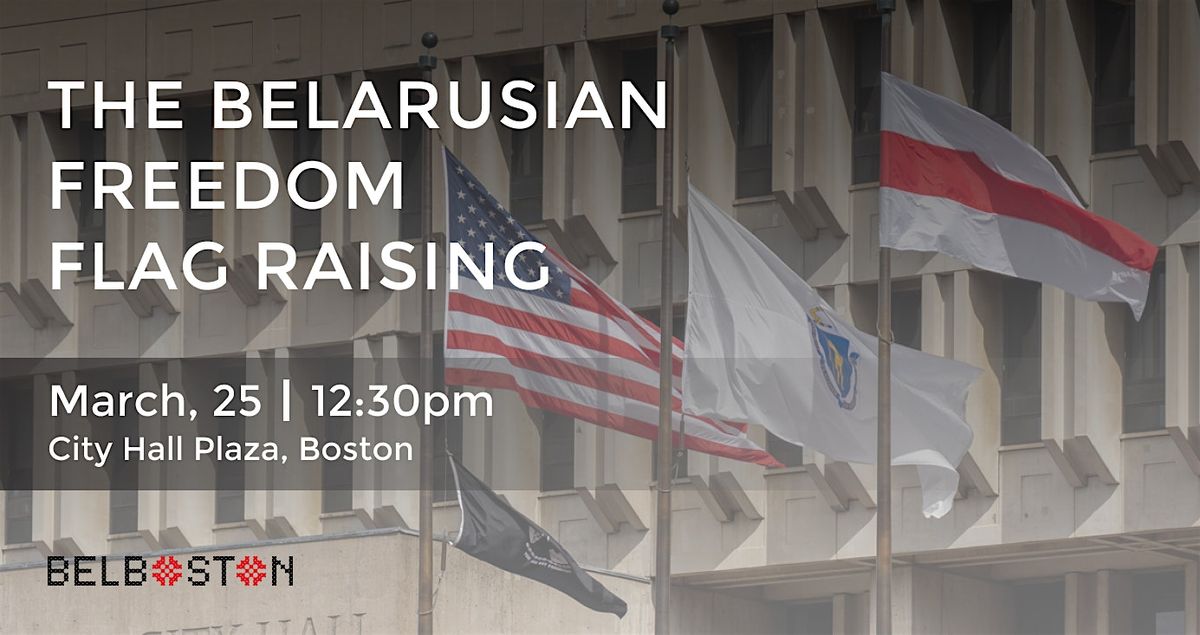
[76,122,106,277]
[2,379,34,545]
[181,104,215,258]
[1123,260,1166,433]
[281,84,324,251]
[736,29,774,198]
[1012,580,1065,635]
[767,432,804,468]
[1132,570,1185,635]
[321,356,354,514]
[539,413,575,492]
[1001,278,1042,444]
[507,64,544,225]
[214,360,245,524]
[1093,0,1135,153]
[972,0,1013,128]
[622,48,659,213]
[789,601,833,635]
[892,285,922,350]
[852,14,883,184]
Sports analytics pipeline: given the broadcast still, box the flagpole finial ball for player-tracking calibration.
[421,32,438,50]
[662,0,679,16]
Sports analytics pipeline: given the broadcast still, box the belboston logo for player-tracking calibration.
[47,554,294,587]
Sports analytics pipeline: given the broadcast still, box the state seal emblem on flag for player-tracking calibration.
[808,307,860,410]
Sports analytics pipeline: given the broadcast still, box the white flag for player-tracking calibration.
[681,186,980,518]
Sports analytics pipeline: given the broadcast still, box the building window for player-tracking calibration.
[892,285,922,350]
[287,85,323,252]
[181,104,215,256]
[622,47,658,213]
[1132,570,1185,634]
[214,361,245,524]
[971,0,1013,128]
[735,29,773,199]
[852,13,882,184]
[1093,0,1135,153]
[1001,278,1042,445]
[789,601,833,635]
[1123,260,1166,433]
[508,64,544,225]
[321,356,354,514]
[76,123,106,277]
[767,432,804,468]
[433,347,464,503]
[539,413,575,492]
[2,380,33,545]
[1012,580,1065,635]
[214,417,246,523]
[107,373,139,535]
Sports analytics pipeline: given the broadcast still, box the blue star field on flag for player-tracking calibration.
[444,150,571,304]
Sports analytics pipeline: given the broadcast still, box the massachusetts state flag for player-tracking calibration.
[441,149,778,467]
[879,72,1159,318]
[681,186,979,518]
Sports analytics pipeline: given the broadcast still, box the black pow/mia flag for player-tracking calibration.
[449,457,628,618]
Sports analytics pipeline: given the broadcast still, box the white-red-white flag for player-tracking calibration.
[879,73,1159,318]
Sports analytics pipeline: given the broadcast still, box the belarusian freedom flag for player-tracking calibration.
[879,72,1159,318]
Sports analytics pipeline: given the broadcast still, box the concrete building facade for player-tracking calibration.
[1,0,1199,632]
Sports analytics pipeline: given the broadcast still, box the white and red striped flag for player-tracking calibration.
[880,73,1159,318]
[441,149,779,467]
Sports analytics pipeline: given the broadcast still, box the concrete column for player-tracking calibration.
[1011,0,1039,144]
[954,270,1002,485]
[0,116,25,285]
[1096,569,1133,634]
[55,370,108,555]
[832,592,869,635]
[458,56,509,207]
[1065,571,1098,635]
[772,13,802,197]
[1043,286,1074,440]
[241,83,289,248]
[27,112,78,319]
[569,40,620,235]
[1041,0,1092,201]
[1071,299,1123,465]
[684,24,736,208]
[802,9,852,233]
[1166,0,1200,160]
[543,44,572,224]
[322,73,351,252]
[31,374,57,545]
[1165,244,1198,429]
[921,0,970,104]
[1186,561,1200,635]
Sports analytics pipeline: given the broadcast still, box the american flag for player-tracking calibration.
[441,149,779,467]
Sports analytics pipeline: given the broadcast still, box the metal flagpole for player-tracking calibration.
[417,30,439,635]
[654,2,680,633]
[875,2,894,634]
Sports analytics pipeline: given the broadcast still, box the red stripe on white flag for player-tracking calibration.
[879,72,1159,317]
